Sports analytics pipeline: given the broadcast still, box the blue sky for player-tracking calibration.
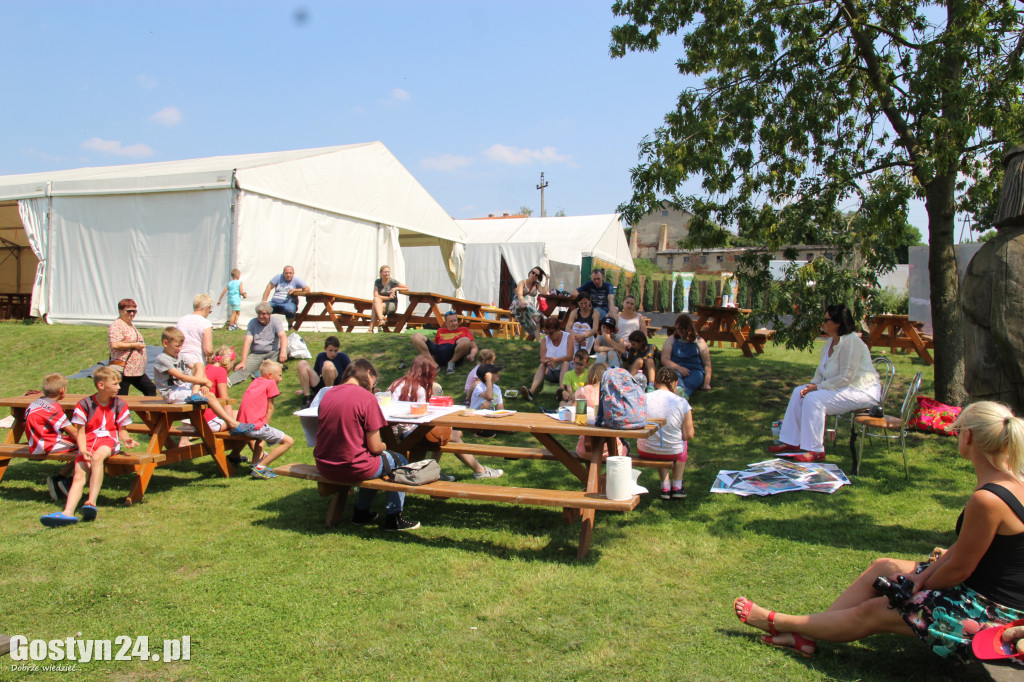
[2,1,933,235]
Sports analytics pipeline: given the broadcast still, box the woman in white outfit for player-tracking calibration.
[774,304,880,462]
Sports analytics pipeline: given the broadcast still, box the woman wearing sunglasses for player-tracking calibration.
[510,266,548,340]
[107,298,155,396]
[771,303,879,462]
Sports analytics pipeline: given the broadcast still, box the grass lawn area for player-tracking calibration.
[0,320,995,680]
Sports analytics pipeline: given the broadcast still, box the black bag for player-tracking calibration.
[381,455,440,486]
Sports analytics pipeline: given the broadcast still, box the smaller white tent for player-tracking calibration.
[402,214,634,306]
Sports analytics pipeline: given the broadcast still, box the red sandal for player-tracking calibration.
[761,632,817,658]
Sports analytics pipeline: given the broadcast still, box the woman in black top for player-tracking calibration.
[733,401,1024,661]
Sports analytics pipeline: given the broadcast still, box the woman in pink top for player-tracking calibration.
[313,359,419,531]
[107,298,155,396]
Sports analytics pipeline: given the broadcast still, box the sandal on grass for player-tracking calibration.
[760,633,816,658]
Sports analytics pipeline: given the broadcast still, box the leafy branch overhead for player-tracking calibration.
[610,0,1024,403]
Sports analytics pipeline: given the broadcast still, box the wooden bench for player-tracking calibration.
[273,462,638,536]
[0,444,167,504]
[439,442,680,470]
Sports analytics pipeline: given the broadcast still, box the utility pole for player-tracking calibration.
[536,172,548,217]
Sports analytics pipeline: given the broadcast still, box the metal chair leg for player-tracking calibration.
[900,428,909,480]
[854,424,866,476]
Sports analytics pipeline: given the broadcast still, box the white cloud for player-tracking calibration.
[483,143,571,166]
[150,106,183,126]
[421,154,472,171]
[81,137,154,158]
[137,74,158,90]
[390,87,411,102]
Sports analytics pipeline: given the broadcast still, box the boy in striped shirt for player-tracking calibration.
[41,367,138,527]
[25,373,78,501]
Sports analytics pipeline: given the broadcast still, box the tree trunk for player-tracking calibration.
[926,172,966,405]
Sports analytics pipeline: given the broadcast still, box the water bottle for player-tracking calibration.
[559,280,564,294]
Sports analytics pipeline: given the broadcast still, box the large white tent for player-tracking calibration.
[401,214,634,307]
[0,143,466,326]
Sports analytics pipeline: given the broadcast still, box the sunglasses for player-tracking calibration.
[123,309,138,314]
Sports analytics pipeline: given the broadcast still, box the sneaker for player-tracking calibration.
[660,488,672,500]
[301,395,313,409]
[80,504,98,521]
[473,466,503,480]
[439,472,456,482]
[474,430,497,438]
[446,361,456,374]
[250,466,278,479]
[519,386,534,402]
[183,394,209,405]
[384,513,421,531]
[40,512,78,528]
[672,486,688,499]
[46,475,68,503]
[351,508,379,525]
[226,453,249,464]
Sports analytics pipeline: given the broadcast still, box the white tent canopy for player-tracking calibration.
[402,214,634,305]
[0,143,465,325]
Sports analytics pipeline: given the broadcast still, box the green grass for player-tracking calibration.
[0,321,993,680]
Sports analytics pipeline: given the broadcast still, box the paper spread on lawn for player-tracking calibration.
[711,458,851,496]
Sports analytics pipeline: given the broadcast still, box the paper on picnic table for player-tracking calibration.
[711,458,851,496]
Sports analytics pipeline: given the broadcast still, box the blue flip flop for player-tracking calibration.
[40,512,78,528]
[81,504,98,522]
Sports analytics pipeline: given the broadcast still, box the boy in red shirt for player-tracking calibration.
[25,373,79,502]
[41,367,138,527]
[238,360,294,479]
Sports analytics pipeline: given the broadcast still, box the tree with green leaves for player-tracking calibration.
[610,1,1023,405]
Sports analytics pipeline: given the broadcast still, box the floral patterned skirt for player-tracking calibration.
[898,563,1024,661]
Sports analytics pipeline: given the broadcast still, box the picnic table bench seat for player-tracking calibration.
[273,462,639,528]
[439,442,684,470]
[124,423,264,463]
[0,444,168,505]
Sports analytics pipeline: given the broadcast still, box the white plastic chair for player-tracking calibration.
[852,371,923,479]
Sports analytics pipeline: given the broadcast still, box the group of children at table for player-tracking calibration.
[34,296,304,528]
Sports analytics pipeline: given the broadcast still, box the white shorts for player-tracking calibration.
[160,386,194,404]
[180,351,204,368]
[249,424,285,445]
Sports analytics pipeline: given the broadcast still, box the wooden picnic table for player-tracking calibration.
[539,293,576,328]
[389,410,657,558]
[0,394,241,504]
[862,314,934,365]
[293,291,376,333]
[391,291,510,337]
[693,305,772,357]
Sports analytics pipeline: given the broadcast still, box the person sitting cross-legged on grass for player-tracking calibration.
[26,373,79,503]
[295,335,350,408]
[637,368,694,501]
[734,401,1024,661]
[41,367,138,527]
[154,327,251,435]
[240,360,295,480]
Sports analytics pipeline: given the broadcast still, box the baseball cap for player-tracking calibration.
[444,310,458,317]
[601,316,617,329]
[476,363,503,379]
[972,619,1024,660]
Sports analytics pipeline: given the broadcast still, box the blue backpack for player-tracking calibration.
[596,368,648,430]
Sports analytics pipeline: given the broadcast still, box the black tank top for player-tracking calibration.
[955,482,1024,609]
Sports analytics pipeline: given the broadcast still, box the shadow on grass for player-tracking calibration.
[720,626,994,681]
[252,486,631,564]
